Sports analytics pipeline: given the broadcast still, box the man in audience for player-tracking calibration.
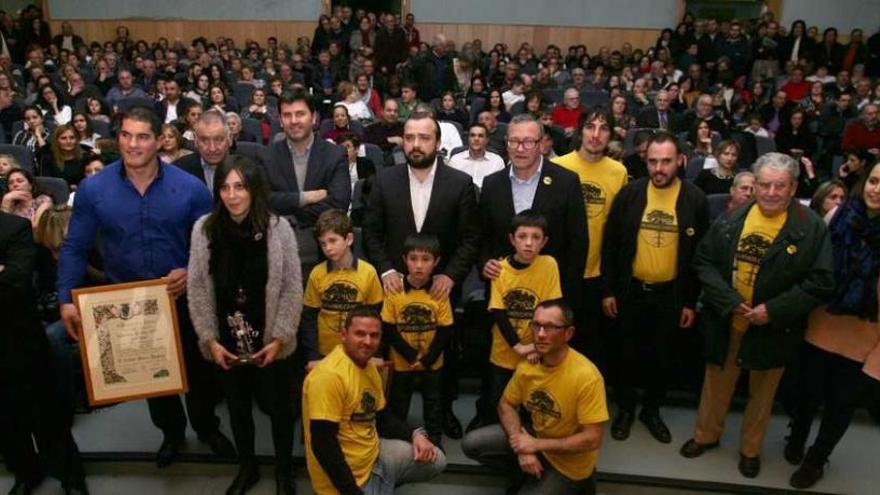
[463,300,607,494]
[623,129,652,180]
[105,68,149,111]
[842,103,880,154]
[478,110,509,159]
[363,97,404,152]
[57,106,235,468]
[682,93,728,137]
[155,78,184,124]
[176,109,232,190]
[636,90,678,131]
[448,123,505,190]
[411,34,457,101]
[396,82,422,122]
[374,13,407,74]
[680,153,834,478]
[760,89,794,136]
[551,88,582,138]
[601,132,709,444]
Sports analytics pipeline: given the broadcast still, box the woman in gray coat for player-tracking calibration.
[188,155,302,495]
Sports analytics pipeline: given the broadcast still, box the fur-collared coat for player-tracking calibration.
[188,214,303,361]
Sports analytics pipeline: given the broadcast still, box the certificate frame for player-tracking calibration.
[73,279,188,406]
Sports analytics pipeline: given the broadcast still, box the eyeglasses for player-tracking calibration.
[507,139,540,150]
[528,321,567,334]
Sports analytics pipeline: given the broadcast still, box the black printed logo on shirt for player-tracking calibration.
[525,389,562,429]
[503,288,538,320]
[640,209,677,248]
[399,303,436,333]
[351,390,378,423]
[735,232,774,287]
[581,182,607,218]
[321,281,361,312]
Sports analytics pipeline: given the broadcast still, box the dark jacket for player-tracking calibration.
[410,50,459,101]
[602,178,709,309]
[364,161,479,284]
[694,201,835,369]
[479,161,588,300]
[0,212,44,373]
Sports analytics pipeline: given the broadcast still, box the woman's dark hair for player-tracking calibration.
[851,158,880,201]
[36,83,65,115]
[204,155,272,239]
[810,179,847,215]
[486,89,504,111]
[6,168,42,197]
[72,111,94,138]
[687,117,711,146]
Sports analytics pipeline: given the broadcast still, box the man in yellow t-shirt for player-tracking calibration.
[553,108,627,368]
[600,133,710,445]
[462,300,608,494]
[303,306,446,495]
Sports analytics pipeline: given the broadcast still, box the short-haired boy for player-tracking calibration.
[382,233,454,447]
[302,209,384,367]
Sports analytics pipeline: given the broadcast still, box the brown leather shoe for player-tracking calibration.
[679,438,720,458]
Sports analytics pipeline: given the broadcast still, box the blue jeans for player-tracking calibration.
[45,320,80,421]
[462,425,597,495]
[361,439,447,495]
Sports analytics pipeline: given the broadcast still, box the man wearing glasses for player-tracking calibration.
[462,299,608,494]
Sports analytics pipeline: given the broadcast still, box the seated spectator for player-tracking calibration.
[225,112,257,146]
[336,80,372,123]
[13,105,51,156]
[435,91,468,129]
[355,72,382,118]
[184,73,211,108]
[809,179,847,217]
[71,112,101,149]
[696,140,740,195]
[552,88,583,137]
[775,108,817,159]
[86,96,112,124]
[448,123,505,190]
[1,168,53,227]
[205,83,238,113]
[760,90,794,136]
[502,78,526,111]
[35,84,71,126]
[683,93,728,137]
[480,88,511,124]
[158,123,193,164]
[727,171,756,211]
[396,81,422,122]
[782,66,811,102]
[636,89,678,131]
[155,78,185,124]
[37,124,87,186]
[362,98,403,152]
[842,103,880,154]
[240,88,279,123]
[180,101,203,141]
[744,113,770,138]
[0,154,21,196]
[105,68,149,111]
[838,149,872,190]
[688,118,715,158]
[477,110,508,159]
[610,94,636,141]
[237,65,264,89]
[321,105,356,142]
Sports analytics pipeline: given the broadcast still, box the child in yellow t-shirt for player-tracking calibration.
[303,209,384,365]
[382,233,453,447]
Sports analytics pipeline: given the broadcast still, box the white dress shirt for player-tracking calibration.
[448,149,505,189]
[408,159,437,232]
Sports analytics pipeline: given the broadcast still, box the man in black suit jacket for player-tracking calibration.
[636,90,679,131]
[479,115,587,307]
[154,78,185,124]
[364,112,480,436]
[174,109,232,190]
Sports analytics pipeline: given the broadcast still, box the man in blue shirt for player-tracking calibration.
[57,106,235,468]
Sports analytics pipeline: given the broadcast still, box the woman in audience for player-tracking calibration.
[435,91,469,128]
[809,179,847,217]
[158,124,193,164]
[481,88,511,123]
[320,105,355,141]
[237,65,264,89]
[71,112,101,150]
[801,81,827,120]
[610,94,636,141]
[13,105,51,156]
[335,81,372,123]
[466,76,487,105]
[208,63,227,86]
[35,84,72,127]
[688,118,715,158]
[1,168,53,227]
[206,83,239,113]
[678,76,700,108]
[188,156,301,495]
[775,108,817,159]
[786,160,880,489]
[38,124,87,187]
[86,96,112,124]
[695,140,740,195]
[185,73,211,107]
[838,149,872,190]
[0,154,21,196]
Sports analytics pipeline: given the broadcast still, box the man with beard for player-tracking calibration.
[601,132,709,444]
[364,112,480,440]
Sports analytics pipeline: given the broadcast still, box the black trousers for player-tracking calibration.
[614,281,677,413]
[220,356,295,469]
[147,296,223,441]
[789,342,871,463]
[0,334,84,487]
[475,365,515,426]
[573,277,612,377]
[389,369,443,440]
[441,286,463,409]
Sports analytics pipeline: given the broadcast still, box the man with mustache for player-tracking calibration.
[601,132,709,443]
[364,111,480,440]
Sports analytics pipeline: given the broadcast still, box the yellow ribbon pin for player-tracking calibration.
[686,227,695,236]
[543,176,552,185]
[786,244,797,255]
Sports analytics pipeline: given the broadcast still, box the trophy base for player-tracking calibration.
[231,354,255,367]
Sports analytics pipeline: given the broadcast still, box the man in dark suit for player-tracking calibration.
[364,112,480,439]
[175,109,231,190]
[636,90,679,131]
[260,90,350,267]
[479,114,587,304]
[154,78,185,124]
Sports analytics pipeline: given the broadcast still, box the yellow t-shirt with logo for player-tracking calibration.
[632,180,681,283]
[381,287,454,372]
[503,348,608,481]
[304,259,385,356]
[303,345,386,495]
[554,153,628,278]
[732,205,787,332]
[488,256,562,370]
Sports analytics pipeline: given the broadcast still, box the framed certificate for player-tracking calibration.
[73,279,188,406]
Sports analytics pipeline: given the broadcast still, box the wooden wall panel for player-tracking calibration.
[48,20,661,52]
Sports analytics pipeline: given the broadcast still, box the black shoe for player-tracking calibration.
[200,431,237,459]
[784,437,806,465]
[790,461,825,489]
[738,454,761,478]
[638,409,671,444]
[679,438,720,458]
[443,408,463,440]
[275,470,296,495]
[156,437,182,468]
[465,414,483,434]
[62,481,90,495]
[226,464,260,495]
[611,410,635,441]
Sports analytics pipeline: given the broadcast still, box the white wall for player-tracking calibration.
[782,0,880,34]
[48,0,322,21]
